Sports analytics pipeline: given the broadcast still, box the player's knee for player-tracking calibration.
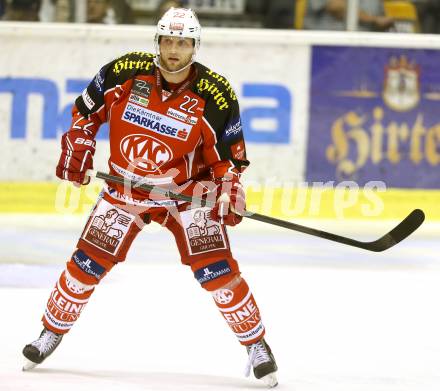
[66,248,108,287]
[63,268,94,294]
[192,258,240,292]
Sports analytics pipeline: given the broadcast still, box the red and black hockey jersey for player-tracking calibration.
[70,51,249,199]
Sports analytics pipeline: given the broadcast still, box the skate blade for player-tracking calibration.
[22,358,38,371]
[261,372,278,388]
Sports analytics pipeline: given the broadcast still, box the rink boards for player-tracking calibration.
[1,181,439,221]
[0,24,439,219]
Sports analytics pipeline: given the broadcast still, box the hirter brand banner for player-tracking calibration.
[307,46,440,189]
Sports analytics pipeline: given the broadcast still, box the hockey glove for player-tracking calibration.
[210,177,246,226]
[56,130,96,186]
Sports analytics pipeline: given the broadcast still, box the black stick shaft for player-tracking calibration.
[87,170,424,252]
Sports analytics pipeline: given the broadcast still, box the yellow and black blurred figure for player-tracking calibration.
[247,0,295,29]
[86,0,110,23]
[0,0,5,18]
[2,0,41,21]
[415,0,440,34]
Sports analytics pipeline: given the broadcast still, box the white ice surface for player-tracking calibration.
[0,215,439,391]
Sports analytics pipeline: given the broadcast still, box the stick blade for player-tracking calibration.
[366,209,425,252]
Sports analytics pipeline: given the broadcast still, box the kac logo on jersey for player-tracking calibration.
[120,133,173,173]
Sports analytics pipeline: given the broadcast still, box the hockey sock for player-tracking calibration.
[42,270,94,334]
[212,278,265,345]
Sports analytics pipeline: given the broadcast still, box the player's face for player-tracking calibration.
[159,36,195,72]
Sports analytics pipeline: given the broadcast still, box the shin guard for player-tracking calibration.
[42,270,94,334]
[212,278,265,345]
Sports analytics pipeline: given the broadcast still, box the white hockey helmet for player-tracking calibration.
[154,8,201,73]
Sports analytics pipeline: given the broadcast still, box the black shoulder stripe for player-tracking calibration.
[76,52,155,117]
[192,63,238,114]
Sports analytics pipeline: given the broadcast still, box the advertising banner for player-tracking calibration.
[0,24,307,182]
[307,45,440,189]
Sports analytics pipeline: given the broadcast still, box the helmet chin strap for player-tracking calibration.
[153,55,194,75]
[153,36,198,75]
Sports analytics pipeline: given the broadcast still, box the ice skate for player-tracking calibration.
[22,328,63,371]
[245,338,278,388]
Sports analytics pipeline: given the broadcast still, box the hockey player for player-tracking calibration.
[22,8,278,388]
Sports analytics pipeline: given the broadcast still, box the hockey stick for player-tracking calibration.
[86,170,425,252]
